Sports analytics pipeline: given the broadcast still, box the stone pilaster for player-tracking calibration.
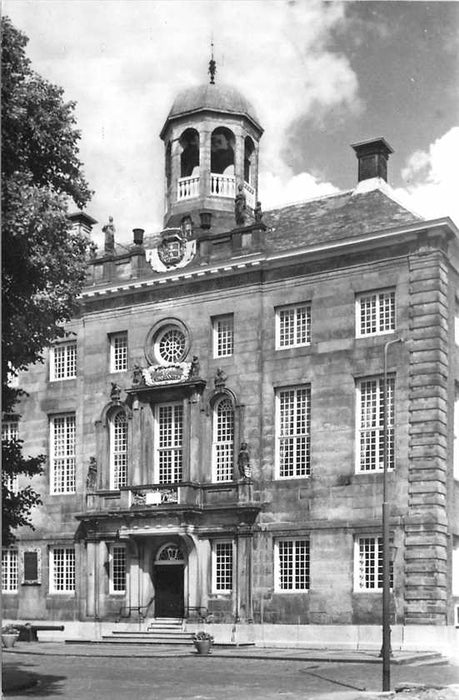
[405,244,449,624]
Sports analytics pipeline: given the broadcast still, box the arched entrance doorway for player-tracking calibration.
[153,543,185,618]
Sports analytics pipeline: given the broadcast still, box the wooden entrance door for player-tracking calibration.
[154,564,184,618]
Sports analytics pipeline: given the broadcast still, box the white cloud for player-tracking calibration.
[5,0,359,242]
[395,127,459,226]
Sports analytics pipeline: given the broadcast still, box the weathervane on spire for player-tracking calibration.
[208,41,216,84]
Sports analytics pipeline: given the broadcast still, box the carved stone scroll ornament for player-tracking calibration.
[142,362,191,386]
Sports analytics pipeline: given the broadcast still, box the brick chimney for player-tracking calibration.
[351,138,394,183]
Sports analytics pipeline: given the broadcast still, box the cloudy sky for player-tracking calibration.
[4,0,459,247]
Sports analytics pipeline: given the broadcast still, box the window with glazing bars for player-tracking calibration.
[2,418,19,492]
[111,546,126,593]
[110,332,128,372]
[357,376,394,472]
[276,303,311,348]
[50,342,77,380]
[276,539,310,591]
[50,414,76,494]
[213,541,233,592]
[213,397,234,481]
[50,547,75,592]
[110,411,128,489]
[276,386,311,477]
[2,549,18,592]
[157,403,183,483]
[213,315,234,358]
[355,536,393,590]
[356,290,395,337]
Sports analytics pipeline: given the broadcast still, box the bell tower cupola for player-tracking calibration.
[160,51,263,234]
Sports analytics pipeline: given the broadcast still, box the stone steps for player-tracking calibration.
[101,617,193,645]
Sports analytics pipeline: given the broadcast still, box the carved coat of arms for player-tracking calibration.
[157,232,186,267]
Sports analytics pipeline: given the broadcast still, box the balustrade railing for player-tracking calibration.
[210,173,235,198]
[177,176,199,200]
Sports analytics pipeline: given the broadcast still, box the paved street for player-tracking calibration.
[2,647,459,699]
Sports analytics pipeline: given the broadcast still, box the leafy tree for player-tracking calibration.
[1,16,92,545]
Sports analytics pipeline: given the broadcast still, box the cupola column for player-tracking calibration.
[200,126,212,207]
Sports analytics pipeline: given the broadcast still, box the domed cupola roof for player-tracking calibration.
[160,82,263,139]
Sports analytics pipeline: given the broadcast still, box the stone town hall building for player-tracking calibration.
[3,70,459,653]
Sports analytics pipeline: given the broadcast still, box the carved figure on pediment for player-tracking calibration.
[86,457,97,490]
[235,184,247,226]
[238,442,251,480]
[254,201,263,223]
[214,368,227,388]
[190,355,200,377]
[103,216,116,254]
[132,363,144,386]
[110,382,121,402]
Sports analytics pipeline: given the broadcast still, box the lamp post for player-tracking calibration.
[382,337,403,691]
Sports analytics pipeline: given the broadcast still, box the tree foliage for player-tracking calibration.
[1,16,92,545]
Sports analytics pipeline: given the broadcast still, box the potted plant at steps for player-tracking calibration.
[192,630,214,655]
[2,625,20,648]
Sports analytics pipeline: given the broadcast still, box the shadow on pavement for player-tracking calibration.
[2,659,66,696]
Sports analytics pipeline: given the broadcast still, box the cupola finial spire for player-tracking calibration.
[208,41,216,85]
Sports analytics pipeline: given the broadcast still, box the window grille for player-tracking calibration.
[2,418,19,492]
[213,315,234,358]
[275,539,310,591]
[2,549,18,592]
[50,547,75,593]
[156,327,186,364]
[50,414,76,494]
[355,536,393,590]
[110,411,128,489]
[110,332,128,372]
[111,546,126,593]
[157,403,183,483]
[357,376,394,472]
[213,541,233,592]
[276,386,311,478]
[213,397,234,481]
[276,304,311,349]
[50,342,77,380]
[357,290,395,337]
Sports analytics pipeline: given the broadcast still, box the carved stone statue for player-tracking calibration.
[110,382,121,402]
[89,241,98,259]
[103,216,116,254]
[132,363,143,386]
[86,457,97,490]
[238,442,251,480]
[235,184,247,226]
[190,356,200,377]
[214,368,227,389]
[254,201,263,223]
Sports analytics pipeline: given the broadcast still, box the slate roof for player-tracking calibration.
[262,187,422,253]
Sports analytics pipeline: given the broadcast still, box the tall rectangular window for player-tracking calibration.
[212,541,233,593]
[212,397,234,482]
[357,376,394,473]
[50,341,77,381]
[50,414,76,494]
[110,411,128,489]
[356,289,395,337]
[276,303,311,349]
[454,388,459,480]
[213,315,234,358]
[355,536,393,591]
[110,545,126,594]
[276,386,311,478]
[50,547,75,593]
[2,417,19,492]
[156,403,183,483]
[275,539,310,591]
[2,549,18,592]
[110,332,128,372]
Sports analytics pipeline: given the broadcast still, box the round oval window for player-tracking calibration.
[155,326,186,364]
